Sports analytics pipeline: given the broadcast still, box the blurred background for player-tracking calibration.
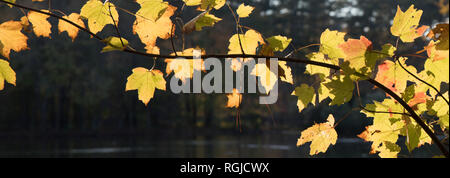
[0,0,448,158]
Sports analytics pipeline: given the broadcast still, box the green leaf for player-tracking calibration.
[101,37,129,52]
[0,59,16,90]
[324,75,354,106]
[291,84,315,112]
[183,0,226,10]
[80,0,119,34]
[402,85,416,103]
[405,123,421,152]
[135,0,168,22]
[195,13,222,31]
[125,68,166,106]
[266,35,292,52]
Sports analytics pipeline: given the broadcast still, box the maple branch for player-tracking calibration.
[107,3,125,48]
[1,0,448,157]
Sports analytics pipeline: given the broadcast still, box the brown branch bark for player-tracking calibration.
[1,0,448,157]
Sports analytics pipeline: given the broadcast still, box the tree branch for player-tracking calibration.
[1,0,447,157]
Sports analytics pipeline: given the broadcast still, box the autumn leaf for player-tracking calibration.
[4,0,15,8]
[339,36,372,70]
[58,13,85,41]
[133,5,176,50]
[236,3,255,18]
[195,13,222,31]
[0,59,16,90]
[324,75,354,106]
[101,37,129,52]
[251,63,278,94]
[135,0,168,22]
[228,29,265,55]
[304,52,333,78]
[226,88,242,108]
[80,0,119,34]
[125,68,166,106]
[297,114,338,156]
[390,5,429,43]
[278,61,293,84]
[424,41,449,62]
[266,35,292,52]
[165,48,205,83]
[27,10,52,38]
[319,29,346,60]
[374,58,418,96]
[291,84,315,112]
[0,21,28,59]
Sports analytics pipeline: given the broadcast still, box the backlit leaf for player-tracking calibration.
[266,35,292,52]
[324,75,354,106]
[80,0,119,34]
[291,84,315,112]
[165,48,205,83]
[226,88,242,108]
[125,68,166,106]
[0,59,16,90]
[0,21,28,59]
[390,5,429,43]
[101,37,129,52]
[135,0,168,22]
[28,10,52,38]
[236,3,254,18]
[297,114,338,156]
[58,13,85,41]
[319,29,346,60]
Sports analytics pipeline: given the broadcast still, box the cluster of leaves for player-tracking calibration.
[0,0,448,158]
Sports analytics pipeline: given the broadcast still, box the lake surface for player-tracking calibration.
[0,130,440,158]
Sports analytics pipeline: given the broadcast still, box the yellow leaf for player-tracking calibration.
[390,5,428,43]
[0,59,16,90]
[251,63,278,94]
[0,21,28,59]
[58,13,85,41]
[125,68,166,106]
[27,10,52,38]
[226,88,242,108]
[278,61,293,84]
[133,5,177,50]
[80,0,119,34]
[135,0,169,22]
[236,3,254,18]
[228,29,265,55]
[319,29,346,60]
[101,36,129,52]
[297,114,338,156]
[165,48,205,83]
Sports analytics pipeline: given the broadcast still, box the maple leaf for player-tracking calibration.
[135,0,168,22]
[5,0,15,8]
[0,21,28,59]
[339,36,372,70]
[80,0,119,34]
[297,114,338,156]
[194,13,222,31]
[58,13,85,41]
[27,10,52,38]
[125,68,166,106]
[236,3,255,18]
[266,35,292,52]
[359,99,406,158]
[251,63,278,94]
[101,37,129,52]
[228,29,265,55]
[278,61,293,84]
[226,88,242,108]
[133,4,176,50]
[324,75,354,106]
[319,29,346,60]
[374,58,418,96]
[424,53,449,84]
[291,84,315,112]
[165,48,205,83]
[390,5,429,43]
[0,59,16,90]
[427,23,449,50]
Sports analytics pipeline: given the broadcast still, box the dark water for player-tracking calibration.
[0,130,440,158]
